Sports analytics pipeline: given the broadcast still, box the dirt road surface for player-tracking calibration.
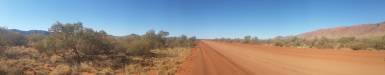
[177,41,385,75]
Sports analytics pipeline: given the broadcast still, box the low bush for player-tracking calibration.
[50,64,72,75]
[0,47,39,59]
[0,27,28,47]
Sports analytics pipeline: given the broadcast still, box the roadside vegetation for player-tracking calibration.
[213,35,264,44]
[0,22,196,75]
[214,35,385,51]
[269,36,385,50]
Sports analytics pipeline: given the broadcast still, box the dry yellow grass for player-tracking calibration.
[0,46,191,75]
[115,47,192,75]
[149,48,192,75]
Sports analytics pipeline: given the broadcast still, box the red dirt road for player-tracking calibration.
[177,41,385,75]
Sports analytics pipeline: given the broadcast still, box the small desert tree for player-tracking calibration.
[45,22,115,66]
[126,30,170,56]
[243,35,251,43]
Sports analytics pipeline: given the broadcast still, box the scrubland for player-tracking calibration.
[0,22,195,75]
[215,35,385,51]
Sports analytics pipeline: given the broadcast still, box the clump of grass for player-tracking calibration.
[79,63,97,73]
[50,64,72,75]
[1,47,39,59]
[113,47,191,75]
[151,47,191,75]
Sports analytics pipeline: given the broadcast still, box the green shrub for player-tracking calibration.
[337,37,356,48]
[372,36,385,50]
[274,41,285,47]
[121,30,196,56]
[43,22,117,65]
[350,42,368,50]
[0,27,27,47]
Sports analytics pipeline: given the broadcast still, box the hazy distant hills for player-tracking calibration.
[8,29,49,36]
[299,21,385,39]
[4,21,385,39]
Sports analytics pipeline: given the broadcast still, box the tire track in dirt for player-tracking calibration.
[200,42,254,75]
[176,42,252,75]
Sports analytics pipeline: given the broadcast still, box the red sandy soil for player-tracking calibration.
[176,41,385,75]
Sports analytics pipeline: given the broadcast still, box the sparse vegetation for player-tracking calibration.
[214,35,261,44]
[214,35,385,51]
[0,22,196,74]
[0,27,27,47]
[269,36,385,50]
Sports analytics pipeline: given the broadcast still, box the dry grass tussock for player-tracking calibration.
[116,47,191,75]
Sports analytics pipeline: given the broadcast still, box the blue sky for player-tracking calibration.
[1,0,385,39]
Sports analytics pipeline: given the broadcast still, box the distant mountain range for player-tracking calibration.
[4,21,385,39]
[299,21,385,39]
[8,29,49,36]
